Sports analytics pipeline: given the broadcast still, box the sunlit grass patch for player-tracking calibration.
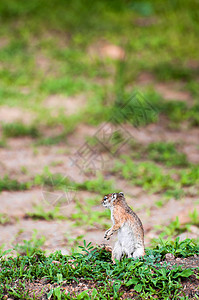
[0,87,27,106]
[0,68,33,87]
[40,76,91,95]
[0,213,11,225]
[179,165,199,187]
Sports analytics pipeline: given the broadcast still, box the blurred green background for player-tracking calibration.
[0,0,199,126]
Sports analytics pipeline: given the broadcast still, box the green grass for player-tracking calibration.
[159,100,199,127]
[0,238,198,299]
[113,156,199,196]
[152,237,199,258]
[155,213,199,240]
[0,138,6,148]
[40,76,91,96]
[186,81,199,98]
[147,142,189,167]
[153,62,199,81]
[1,160,199,198]
[26,205,67,221]
[84,87,199,128]
[129,139,189,167]
[0,176,30,192]
[0,172,114,196]
[0,2,198,298]
[13,230,46,257]
[111,90,159,127]
[34,171,114,195]
[35,135,66,146]
[2,122,40,138]
[0,213,10,225]
[75,175,115,195]
[113,157,177,193]
[71,198,110,229]
[0,0,198,129]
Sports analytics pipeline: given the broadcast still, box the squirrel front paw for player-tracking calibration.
[104,229,113,240]
[104,230,109,239]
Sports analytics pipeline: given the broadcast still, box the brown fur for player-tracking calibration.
[102,192,145,262]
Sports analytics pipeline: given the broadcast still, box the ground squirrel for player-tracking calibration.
[102,192,145,263]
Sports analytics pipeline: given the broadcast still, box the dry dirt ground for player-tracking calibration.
[0,81,199,253]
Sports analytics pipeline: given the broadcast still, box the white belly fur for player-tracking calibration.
[117,222,136,256]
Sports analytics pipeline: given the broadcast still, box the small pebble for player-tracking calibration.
[165,253,175,261]
[52,260,61,265]
[176,258,181,261]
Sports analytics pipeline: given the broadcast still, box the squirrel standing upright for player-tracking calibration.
[102,192,145,263]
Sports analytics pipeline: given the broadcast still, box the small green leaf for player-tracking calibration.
[174,269,193,278]
[91,288,98,298]
[57,273,63,284]
[47,289,53,299]
[126,277,139,286]
[134,283,143,292]
[77,290,90,299]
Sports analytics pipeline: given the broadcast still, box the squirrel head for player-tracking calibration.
[102,192,124,208]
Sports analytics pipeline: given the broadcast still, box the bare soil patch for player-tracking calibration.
[0,106,35,124]
[0,99,199,258]
[136,72,192,104]
[88,40,125,60]
[44,94,86,116]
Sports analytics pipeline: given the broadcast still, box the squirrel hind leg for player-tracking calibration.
[112,241,123,263]
[133,247,145,259]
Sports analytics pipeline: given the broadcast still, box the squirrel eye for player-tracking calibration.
[112,193,117,199]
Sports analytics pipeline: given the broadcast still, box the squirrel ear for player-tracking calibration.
[111,193,117,201]
[119,192,124,196]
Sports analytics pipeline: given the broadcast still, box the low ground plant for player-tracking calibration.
[2,122,40,138]
[0,176,29,192]
[0,238,198,299]
[26,205,67,221]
